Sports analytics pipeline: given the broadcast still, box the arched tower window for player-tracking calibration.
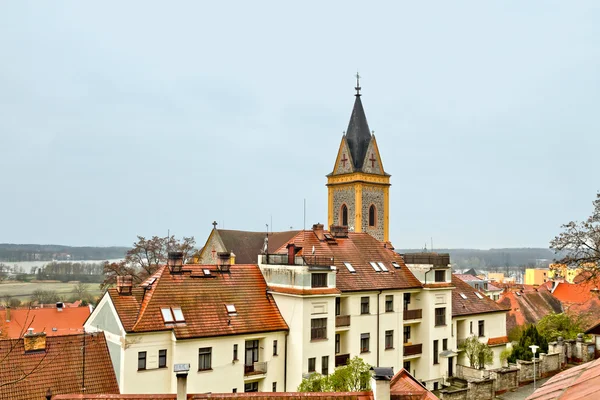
[369,205,376,227]
[341,204,348,226]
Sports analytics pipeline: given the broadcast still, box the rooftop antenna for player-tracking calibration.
[270,214,273,235]
[431,237,434,253]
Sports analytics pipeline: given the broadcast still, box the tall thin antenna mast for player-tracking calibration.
[431,237,433,253]
[303,199,306,231]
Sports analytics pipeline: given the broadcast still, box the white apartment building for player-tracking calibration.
[84,253,289,394]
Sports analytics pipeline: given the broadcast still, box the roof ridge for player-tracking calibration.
[132,266,167,331]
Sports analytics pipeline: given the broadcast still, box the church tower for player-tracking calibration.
[327,78,391,242]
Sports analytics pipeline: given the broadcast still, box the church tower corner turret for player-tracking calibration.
[327,80,391,242]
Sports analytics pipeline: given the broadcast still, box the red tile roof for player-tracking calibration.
[54,392,374,400]
[214,229,300,264]
[453,274,482,282]
[499,287,563,334]
[0,306,91,338]
[108,264,288,339]
[390,368,439,400]
[487,336,509,346]
[526,357,600,400]
[274,231,422,292]
[452,275,509,317]
[0,332,119,400]
[552,281,600,304]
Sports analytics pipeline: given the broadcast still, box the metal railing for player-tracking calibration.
[403,343,423,356]
[335,315,351,327]
[335,354,350,367]
[303,255,335,269]
[244,361,267,375]
[403,309,423,320]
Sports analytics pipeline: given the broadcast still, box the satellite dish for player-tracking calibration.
[312,246,315,255]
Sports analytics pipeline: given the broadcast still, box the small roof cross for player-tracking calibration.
[212,221,218,229]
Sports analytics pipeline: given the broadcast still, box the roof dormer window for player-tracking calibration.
[344,262,356,273]
[377,262,389,272]
[161,307,185,324]
[226,304,237,315]
[369,262,381,272]
[459,293,467,299]
[474,292,484,300]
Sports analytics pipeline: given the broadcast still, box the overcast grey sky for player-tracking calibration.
[1,1,598,249]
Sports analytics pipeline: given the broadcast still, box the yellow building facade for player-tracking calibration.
[524,268,549,285]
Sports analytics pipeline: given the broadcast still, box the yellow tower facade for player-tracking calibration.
[327,85,391,242]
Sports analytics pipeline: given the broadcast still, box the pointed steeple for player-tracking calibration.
[345,75,372,170]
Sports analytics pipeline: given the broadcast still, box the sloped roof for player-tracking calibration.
[108,264,288,339]
[217,229,299,264]
[499,286,563,333]
[390,368,439,400]
[453,274,482,282]
[0,332,119,400]
[274,230,422,292]
[487,336,509,346]
[452,275,509,317]
[0,306,91,338]
[527,357,600,400]
[54,392,374,400]
[552,281,600,304]
[345,95,372,171]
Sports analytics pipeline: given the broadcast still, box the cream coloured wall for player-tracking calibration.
[121,330,287,394]
[453,312,507,369]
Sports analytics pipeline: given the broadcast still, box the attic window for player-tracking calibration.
[377,262,389,272]
[392,262,400,269]
[516,292,521,297]
[344,262,356,273]
[226,304,237,314]
[172,307,185,322]
[474,292,484,300]
[162,307,185,324]
[459,293,467,300]
[369,262,381,272]
[161,308,174,323]
[203,269,211,276]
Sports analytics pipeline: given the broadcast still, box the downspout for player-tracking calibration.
[424,266,435,285]
[377,290,382,367]
[284,332,288,392]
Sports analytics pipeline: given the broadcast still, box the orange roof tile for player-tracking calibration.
[54,392,374,400]
[452,275,509,317]
[108,264,288,339]
[274,231,422,292]
[0,332,119,400]
[527,357,600,400]
[390,368,439,400]
[487,336,509,346]
[499,288,563,334]
[0,306,91,338]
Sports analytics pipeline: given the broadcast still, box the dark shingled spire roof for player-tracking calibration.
[345,94,372,170]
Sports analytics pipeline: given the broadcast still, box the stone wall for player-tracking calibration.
[362,186,384,241]
[467,379,494,400]
[490,368,518,394]
[516,359,541,383]
[540,353,560,376]
[439,388,468,400]
[332,186,355,227]
[456,365,490,381]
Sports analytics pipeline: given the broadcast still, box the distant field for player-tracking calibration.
[0,281,103,301]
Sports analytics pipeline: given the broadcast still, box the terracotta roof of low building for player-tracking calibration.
[499,286,563,334]
[217,229,300,264]
[487,336,509,346]
[0,332,119,400]
[274,230,422,292]
[526,357,600,400]
[390,368,439,399]
[452,275,510,317]
[453,274,482,282]
[0,306,91,338]
[108,264,288,339]
[54,392,374,400]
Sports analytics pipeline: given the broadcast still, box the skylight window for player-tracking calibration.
[344,262,356,273]
[226,304,237,314]
[172,307,185,322]
[161,308,174,323]
[392,262,400,269]
[459,293,468,300]
[474,292,484,299]
[369,262,381,272]
[377,262,389,272]
[203,269,211,276]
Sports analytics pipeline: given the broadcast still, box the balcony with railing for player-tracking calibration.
[335,353,350,367]
[260,254,334,269]
[403,309,423,321]
[335,315,351,328]
[244,361,267,377]
[403,343,423,357]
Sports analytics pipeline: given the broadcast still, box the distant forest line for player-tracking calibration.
[397,248,563,270]
[0,244,128,262]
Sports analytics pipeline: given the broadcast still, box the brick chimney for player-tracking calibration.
[168,251,184,273]
[116,275,133,295]
[24,329,47,352]
[5,306,10,322]
[312,223,325,241]
[330,225,348,238]
[371,367,393,400]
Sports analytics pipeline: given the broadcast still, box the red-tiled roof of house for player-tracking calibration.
[0,306,91,338]
[552,281,600,304]
[217,229,300,264]
[499,287,563,334]
[453,274,482,282]
[274,230,422,292]
[54,392,374,400]
[452,275,510,317]
[487,336,509,346]
[526,357,600,400]
[390,368,439,400]
[487,283,502,292]
[108,264,288,339]
[0,332,119,400]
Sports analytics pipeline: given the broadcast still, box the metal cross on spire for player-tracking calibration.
[355,71,361,96]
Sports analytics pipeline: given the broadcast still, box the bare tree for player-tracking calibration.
[550,192,600,280]
[101,235,196,290]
